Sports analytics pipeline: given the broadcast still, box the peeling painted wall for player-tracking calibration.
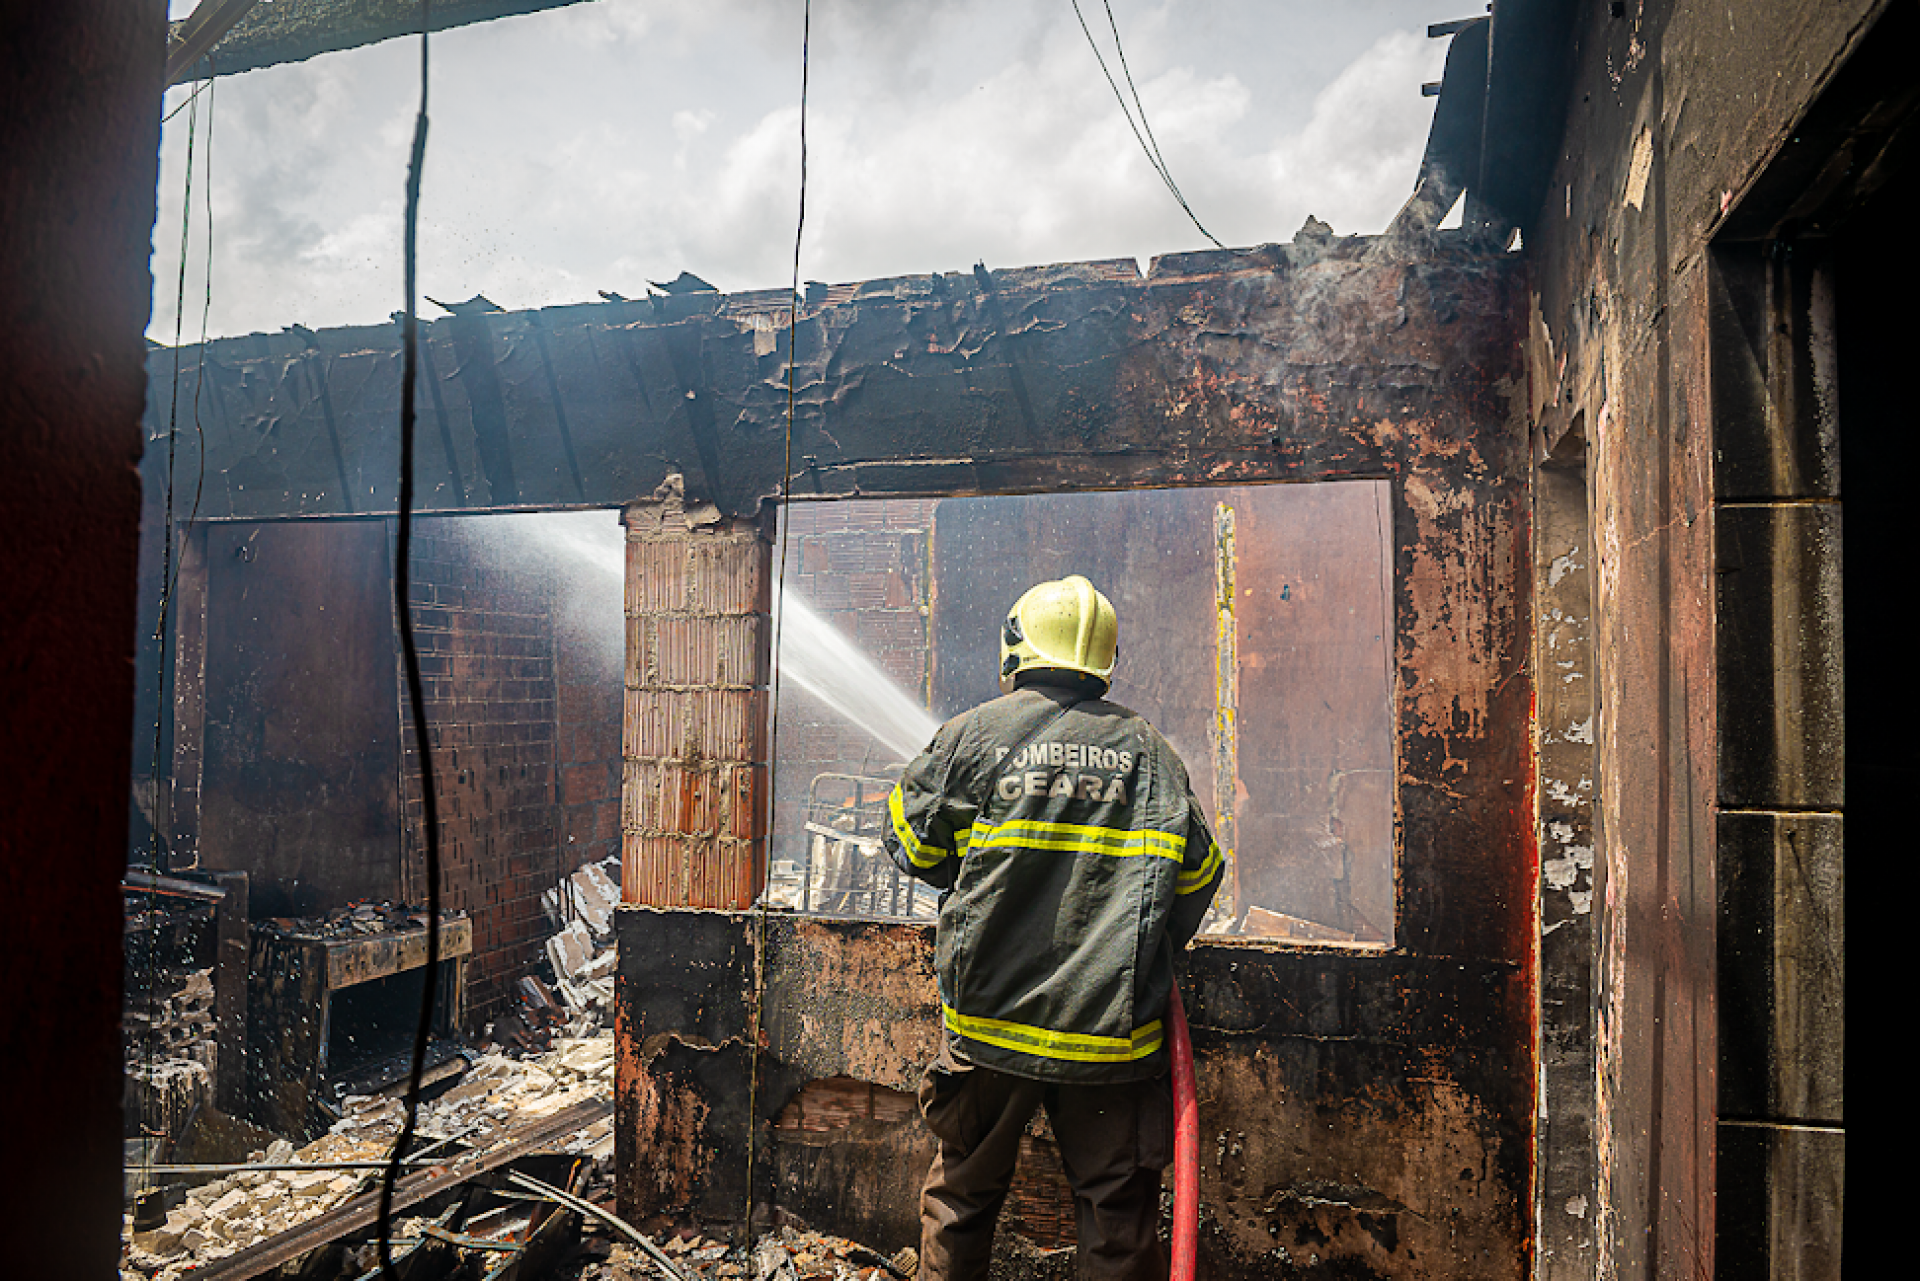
[1521,2,1877,1275]
[1532,454,1597,1281]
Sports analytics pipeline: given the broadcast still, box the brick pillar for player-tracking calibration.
[622,475,772,908]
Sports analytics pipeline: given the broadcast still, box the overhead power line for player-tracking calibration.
[1068,0,1226,251]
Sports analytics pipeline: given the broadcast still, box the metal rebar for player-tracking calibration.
[503,1170,690,1281]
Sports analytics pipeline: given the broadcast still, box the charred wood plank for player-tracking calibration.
[183,1095,610,1281]
[170,0,593,81]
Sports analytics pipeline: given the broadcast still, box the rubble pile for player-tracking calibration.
[124,967,217,1154]
[580,1230,917,1281]
[333,1031,616,1154]
[121,859,625,1280]
[273,900,438,937]
[122,1136,380,1279]
[120,1028,618,1280]
[525,856,621,1034]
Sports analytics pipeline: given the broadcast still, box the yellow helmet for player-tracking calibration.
[999,575,1119,695]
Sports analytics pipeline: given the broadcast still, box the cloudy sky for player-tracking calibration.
[153,0,1454,342]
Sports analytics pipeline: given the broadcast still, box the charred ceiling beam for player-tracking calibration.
[1476,0,1583,236]
[167,0,591,81]
[1390,16,1490,235]
[141,240,1523,523]
[166,0,264,85]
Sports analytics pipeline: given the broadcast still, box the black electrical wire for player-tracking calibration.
[1068,0,1226,250]
[138,65,205,1199]
[186,69,214,540]
[159,70,216,629]
[376,3,437,1276]
[151,70,200,823]
[163,79,209,125]
[1098,1,1195,227]
[745,0,809,1241]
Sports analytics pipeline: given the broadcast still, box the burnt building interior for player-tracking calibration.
[0,0,1878,1277]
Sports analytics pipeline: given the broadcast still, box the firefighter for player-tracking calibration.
[884,575,1223,1281]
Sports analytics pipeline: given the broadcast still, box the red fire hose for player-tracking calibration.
[1167,981,1199,1281]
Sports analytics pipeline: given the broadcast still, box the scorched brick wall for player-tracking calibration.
[400,518,565,1020]
[622,478,773,909]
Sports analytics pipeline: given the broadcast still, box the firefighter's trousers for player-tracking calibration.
[916,1054,1172,1281]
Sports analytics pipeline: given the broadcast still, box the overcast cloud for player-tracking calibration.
[152,0,1448,341]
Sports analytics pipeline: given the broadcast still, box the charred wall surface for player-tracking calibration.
[136,227,1532,1275]
[615,914,1533,1280]
[195,521,405,915]
[154,513,623,1020]
[139,243,1524,525]
[600,236,1536,1280]
[927,482,1397,940]
[1520,1,1875,1275]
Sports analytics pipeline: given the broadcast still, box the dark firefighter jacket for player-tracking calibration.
[884,682,1223,1084]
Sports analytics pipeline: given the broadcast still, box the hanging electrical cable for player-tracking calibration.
[136,65,206,1204]
[744,0,810,1243]
[186,69,215,540]
[376,2,438,1276]
[151,74,200,781]
[158,70,216,627]
[1068,0,1226,250]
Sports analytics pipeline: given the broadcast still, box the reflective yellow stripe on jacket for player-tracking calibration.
[942,1003,1165,1064]
[888,786,950,870]
[968,817,1186,862]
[1177,841,1224,895]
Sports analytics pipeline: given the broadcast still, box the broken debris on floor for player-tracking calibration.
[572,1229,918,1281]
[121,859,622,1281]
[120,1025,616,1279]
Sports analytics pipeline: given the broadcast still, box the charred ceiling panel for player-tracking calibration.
[143,242,1520,521]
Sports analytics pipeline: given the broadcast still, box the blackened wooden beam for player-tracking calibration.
[141,240,1523,523]
[169,0,593,81]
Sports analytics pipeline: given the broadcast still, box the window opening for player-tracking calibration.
[769,481,1395,945]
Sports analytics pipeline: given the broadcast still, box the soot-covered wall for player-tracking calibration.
[606,234,1537,1281]
[134,226,1534,1277]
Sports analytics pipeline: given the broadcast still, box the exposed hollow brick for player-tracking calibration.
[655,615,765,688]
[622,478,774,908]
[687,536,771,616]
